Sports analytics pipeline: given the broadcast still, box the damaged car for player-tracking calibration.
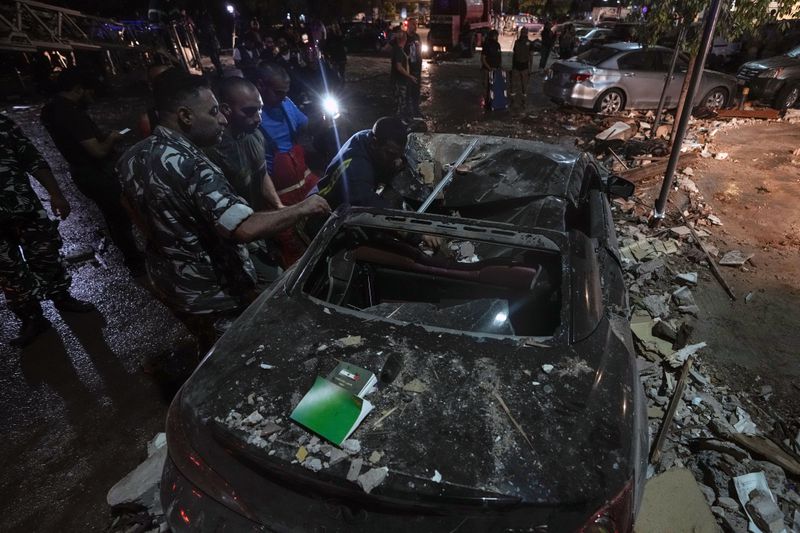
[544,42,737,114]
[161,134,647,533]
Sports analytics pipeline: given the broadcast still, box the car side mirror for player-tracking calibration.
[605,175,635,198]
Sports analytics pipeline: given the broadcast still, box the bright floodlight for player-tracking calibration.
[322,95,340,117]
[226,4,234,14]
[494,311,508,323]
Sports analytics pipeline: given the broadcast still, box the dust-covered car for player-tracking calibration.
[160,134,647,533]
[544,42,738,114]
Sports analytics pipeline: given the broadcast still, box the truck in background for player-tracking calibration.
[427,0,491,55]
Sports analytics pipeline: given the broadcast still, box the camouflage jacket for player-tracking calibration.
[116,126,257,314]
[0,114,51,217]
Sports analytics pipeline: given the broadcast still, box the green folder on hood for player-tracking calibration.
[290,376,374,446]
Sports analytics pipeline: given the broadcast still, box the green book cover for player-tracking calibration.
[290,376,374,446]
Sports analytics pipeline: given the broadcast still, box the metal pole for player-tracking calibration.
[651,26,687,139]
[418,138,479,213]
[652,0,723,223]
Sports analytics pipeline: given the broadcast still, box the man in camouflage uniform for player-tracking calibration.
[116,70,329,354]
[0,115,95,347]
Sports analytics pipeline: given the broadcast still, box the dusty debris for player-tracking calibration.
[296,446,308,462]
[596,121,634,141]
[346,458,363,482]
[342,439,361,455]
[667,342,706,368]
[338,335,364,347]
[402,378,428,393]
[107,436,168,522]
[431,469,442,483]
[357,467,389,493]
[675,272,698,285]
[719,250,754,266]
[541,364,554,374]
[368,451,383,464]
[634,468,718,533]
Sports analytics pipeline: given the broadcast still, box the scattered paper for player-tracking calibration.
[734,406,758,436]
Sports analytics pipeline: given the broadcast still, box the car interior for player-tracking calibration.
[303,225,562,337]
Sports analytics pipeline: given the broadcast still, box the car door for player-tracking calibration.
[661,51,689,107]
[615,50,668,108]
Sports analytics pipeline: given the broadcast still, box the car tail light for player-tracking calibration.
[165,393,258,521]
[578,480,634,533]
[571,72,593,82]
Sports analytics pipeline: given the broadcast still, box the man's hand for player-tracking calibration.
[297,195,331,217]
[409,75,419,85]
[108,131,124,144]
[421,234,443,251]
[50,193,71,219]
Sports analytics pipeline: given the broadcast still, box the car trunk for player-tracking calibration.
[548,61,592,86]
[175,290,639,527]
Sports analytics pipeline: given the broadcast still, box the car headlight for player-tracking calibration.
[758,67,783,78]
[421,43,430,53]
[322,95,340,118]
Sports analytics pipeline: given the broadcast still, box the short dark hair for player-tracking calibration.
[247,63,290,87]
[372,116,408,147]
[153,69,210,113]
[217,76,258,104]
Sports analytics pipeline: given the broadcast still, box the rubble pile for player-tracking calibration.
[614,196,800,533]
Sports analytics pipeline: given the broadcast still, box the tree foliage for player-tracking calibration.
[642,0,799,53]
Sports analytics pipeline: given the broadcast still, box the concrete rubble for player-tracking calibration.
[616,181,800,533]
[107,433,169,533]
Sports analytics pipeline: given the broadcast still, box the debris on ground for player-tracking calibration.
[107,433,168,532]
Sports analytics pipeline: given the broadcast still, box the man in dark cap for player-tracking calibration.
[314,116,409,210]
[41,68,144,274]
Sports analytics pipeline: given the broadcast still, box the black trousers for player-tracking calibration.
[70,165,140,264]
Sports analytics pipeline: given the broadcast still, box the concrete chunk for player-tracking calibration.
[634,468,718,533]
[107,446,167,511]
[745,489,784,533]
[357,467,389,494]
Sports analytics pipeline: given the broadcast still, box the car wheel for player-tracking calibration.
[594,89,625,114]
[774,83,800,109]
[700,87,728,111]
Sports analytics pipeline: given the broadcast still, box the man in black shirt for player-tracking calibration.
[41,68,144,274]
[391,31,417,118]
[539,21,554,70]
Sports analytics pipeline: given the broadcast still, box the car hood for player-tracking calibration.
[744,55,800,69]
[179,291,640,510]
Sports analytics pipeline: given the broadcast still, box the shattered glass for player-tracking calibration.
[363,299,515,336]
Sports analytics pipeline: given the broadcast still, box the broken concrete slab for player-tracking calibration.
[719,250,754,266]
[346,458,364,482]
[357,467,389,494]
[676,272,698,285]
[146,433,166,457]
[666,342,707,368]
[107,446,167,511]
[640,294,671,319]
[673,286,696,307]
[634,468,719,533]
[596,121,634,141]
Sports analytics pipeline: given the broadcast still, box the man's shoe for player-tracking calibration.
[9,317,51,347]
[53,295,96,313]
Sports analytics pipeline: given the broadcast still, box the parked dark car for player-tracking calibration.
[576,28,615,54]
[737,44,800,109]
[341,22,388,52]
[160,134,647,533]
[544,42,737,113]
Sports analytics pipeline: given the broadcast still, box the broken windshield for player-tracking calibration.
[302,224,562,338]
